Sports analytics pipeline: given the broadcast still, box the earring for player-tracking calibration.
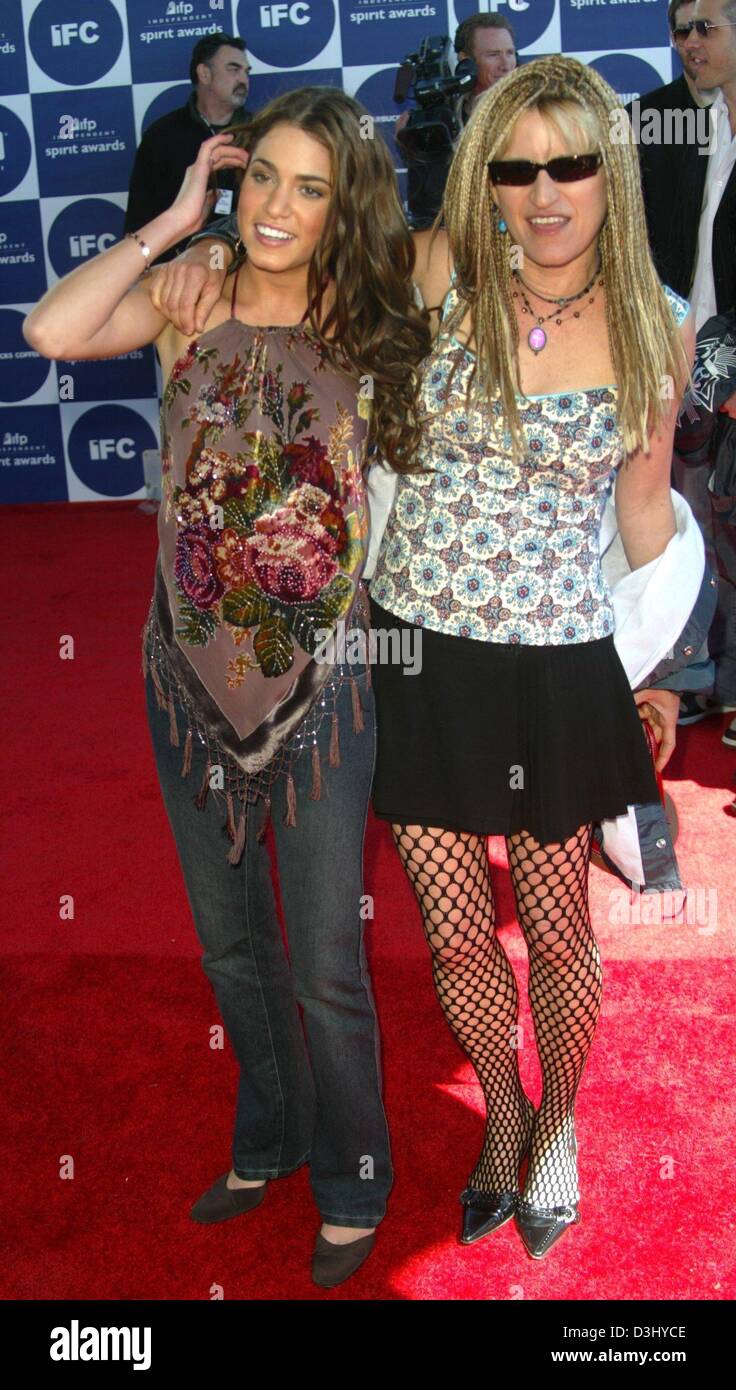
[498,216,507,234]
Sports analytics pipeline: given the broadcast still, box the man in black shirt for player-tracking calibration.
[124,33,252,262]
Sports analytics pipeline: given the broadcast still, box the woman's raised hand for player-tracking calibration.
[149,134,248,335]
[169,132,250,240]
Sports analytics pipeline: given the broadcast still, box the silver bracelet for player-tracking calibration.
[125,230,151,277]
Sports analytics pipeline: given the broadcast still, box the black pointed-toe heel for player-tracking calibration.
[516,1125,580,1259]
[459,1117,535,1247]
[515,1200,580,1259]
[460,1187,518,1244]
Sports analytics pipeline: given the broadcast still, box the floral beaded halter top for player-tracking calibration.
[152,269,370,761]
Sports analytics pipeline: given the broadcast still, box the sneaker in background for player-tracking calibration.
[678,694,736,726]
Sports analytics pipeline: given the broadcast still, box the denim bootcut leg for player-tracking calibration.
[144,653,392,1228]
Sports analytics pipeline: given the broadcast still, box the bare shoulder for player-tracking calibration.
[411,227,453,309]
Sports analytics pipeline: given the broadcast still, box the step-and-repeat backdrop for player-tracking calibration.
[1,0,679,504]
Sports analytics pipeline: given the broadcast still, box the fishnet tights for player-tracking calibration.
[392,824,603,1207]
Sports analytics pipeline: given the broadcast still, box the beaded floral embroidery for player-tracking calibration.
[161,331,367,681]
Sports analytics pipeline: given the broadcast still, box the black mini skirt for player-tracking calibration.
[368,597,661,846]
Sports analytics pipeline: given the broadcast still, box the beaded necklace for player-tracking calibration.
[512,265,603,355]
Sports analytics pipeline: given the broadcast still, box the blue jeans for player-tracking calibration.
[144,657,392,1228]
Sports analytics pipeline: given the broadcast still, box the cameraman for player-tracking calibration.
[396,13,517,224]
[453,11,518,121]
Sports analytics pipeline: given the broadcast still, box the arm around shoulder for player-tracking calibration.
[411,226,453,309]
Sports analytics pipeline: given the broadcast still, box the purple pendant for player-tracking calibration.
[528,326,547,354]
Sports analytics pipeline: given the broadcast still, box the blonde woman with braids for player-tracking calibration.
[24,87,431,1289]
[368,55,694,1259]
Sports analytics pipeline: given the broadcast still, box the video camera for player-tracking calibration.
[393,36,476,228]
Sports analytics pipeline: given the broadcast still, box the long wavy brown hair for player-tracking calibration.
[431,55,692,464]
[226,87,431,471]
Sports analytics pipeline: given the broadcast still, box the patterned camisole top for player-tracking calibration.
[372,273,690,645]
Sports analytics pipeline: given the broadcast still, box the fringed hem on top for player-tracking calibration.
[141,599,367,866]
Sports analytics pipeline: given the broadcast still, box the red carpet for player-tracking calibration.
[2,501,735,1300]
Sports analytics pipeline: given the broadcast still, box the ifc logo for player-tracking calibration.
[48,199,124,279]
[29,0,123,86]
[241,1,335,69]
[454,0,556,51]
[68,405,157,496]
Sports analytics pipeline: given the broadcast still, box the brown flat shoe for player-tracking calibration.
[191,1172,268,1225]
[311,1231,376,1288]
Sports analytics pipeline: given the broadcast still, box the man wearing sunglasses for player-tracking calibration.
[624,4,736,734]
[671,2,721,104]
[674,2,736,730]
[684,1,736,330]
[625,2,717,299]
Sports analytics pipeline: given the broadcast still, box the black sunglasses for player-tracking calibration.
[691,18,736,36]
[672,22,693,40]
[487,153,602,186]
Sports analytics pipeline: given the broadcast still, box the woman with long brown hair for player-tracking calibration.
[23,86,430,1289]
